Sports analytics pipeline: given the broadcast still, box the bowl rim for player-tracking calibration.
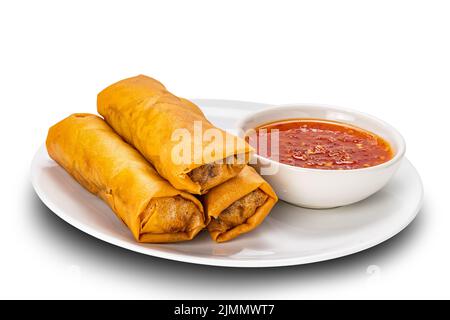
[236,103,407,174]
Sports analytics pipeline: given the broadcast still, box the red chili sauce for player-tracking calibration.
[255,119,393,170]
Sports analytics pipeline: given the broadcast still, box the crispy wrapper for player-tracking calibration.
[203,166,278,242]
[97,75,252,194]
[46,114,205,243]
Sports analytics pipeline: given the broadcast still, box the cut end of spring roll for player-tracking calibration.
[139,196,205,243]
[204,166,278,243]
[46,113,205,243]
[207,189,268,233]
[187,157,246,193]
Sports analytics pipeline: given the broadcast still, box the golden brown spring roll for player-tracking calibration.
[204,166,278,243]
[97,75,252,195]
[46,113,205,243]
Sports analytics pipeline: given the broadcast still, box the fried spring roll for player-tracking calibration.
[46,114,205,243]
[97,75,252,194]
[204,166,278,242]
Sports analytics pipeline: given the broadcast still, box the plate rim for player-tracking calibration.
[31,99,424,268]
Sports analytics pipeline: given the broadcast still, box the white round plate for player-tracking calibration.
[31,99,423,268]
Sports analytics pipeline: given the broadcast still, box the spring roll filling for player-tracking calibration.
[207,189,268,233]
[140,196,203,234]
[188,156,245,187]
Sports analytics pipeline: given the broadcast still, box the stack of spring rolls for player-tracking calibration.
[46,75,278,243]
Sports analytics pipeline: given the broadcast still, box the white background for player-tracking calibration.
[1,0,449,299]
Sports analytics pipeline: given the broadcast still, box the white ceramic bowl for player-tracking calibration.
[236,104,406,209]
